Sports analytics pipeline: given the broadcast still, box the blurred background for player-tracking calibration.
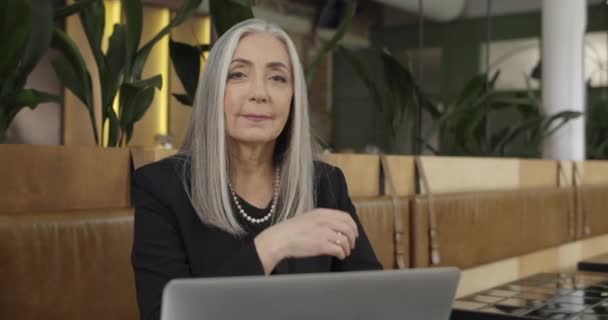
[5,0,606,161]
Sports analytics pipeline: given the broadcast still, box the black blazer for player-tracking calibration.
[131,156,382,320]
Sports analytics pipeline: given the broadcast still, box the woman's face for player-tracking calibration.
[224,32,293,147]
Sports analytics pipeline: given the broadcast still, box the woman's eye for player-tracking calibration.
[228,72,245,80]
[270,75,287,83]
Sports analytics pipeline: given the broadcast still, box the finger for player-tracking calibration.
[323,219,357,249]
[317,209,359,238]
[322,240,347,260]
[314,212,357,248]
[323,228,351,258]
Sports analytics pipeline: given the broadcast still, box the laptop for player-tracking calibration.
[161,267,460,320]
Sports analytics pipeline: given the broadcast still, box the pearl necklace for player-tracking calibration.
[228,168,280,225]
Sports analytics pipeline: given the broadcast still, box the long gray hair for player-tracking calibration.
[178,19,317,236]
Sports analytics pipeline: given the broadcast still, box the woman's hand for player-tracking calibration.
[254,209,359,274]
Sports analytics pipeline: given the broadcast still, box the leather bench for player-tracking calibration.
[0,209,137,320]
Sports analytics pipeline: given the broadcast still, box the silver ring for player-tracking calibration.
[336,232,344,245]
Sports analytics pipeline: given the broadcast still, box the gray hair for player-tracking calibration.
[178,18,317,236]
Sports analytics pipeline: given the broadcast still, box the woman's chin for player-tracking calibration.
[230,134,277,146]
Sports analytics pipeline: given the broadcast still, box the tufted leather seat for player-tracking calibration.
[0,209,138,320]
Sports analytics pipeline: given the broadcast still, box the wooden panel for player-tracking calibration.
[319,153,380,197]
[169,15,210,149]
[519,159,558,188]
[0,145,130,213]
[131,147,177,170]
[383,155,415,196]
[582,161,608,185]
[418,156,519,194]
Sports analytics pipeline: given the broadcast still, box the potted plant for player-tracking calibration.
[0,0,135,214]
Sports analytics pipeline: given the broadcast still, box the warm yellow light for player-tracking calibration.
[102,0,121,146]
[201,16,211,62]
[157,9,171,136]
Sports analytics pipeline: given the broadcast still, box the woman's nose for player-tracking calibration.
[249,77,268,103]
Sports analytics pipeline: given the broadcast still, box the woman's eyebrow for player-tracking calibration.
[267,61,289,71]
[230,58,252,65]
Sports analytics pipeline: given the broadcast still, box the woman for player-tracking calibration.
[131,18,381,320]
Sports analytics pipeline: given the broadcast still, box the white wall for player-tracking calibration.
[5,50,62,145]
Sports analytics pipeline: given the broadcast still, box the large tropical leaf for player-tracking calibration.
[102,23,127,114]
[14,0,53,88]
[542,111,583,137]
[173,93,194,106]
[0,0,31,90]
[78,0,105,71]
[13,89,62,108]
[119,84,156,143]
[132,75,162,90]
[170,39,201,102]
[51,29,93,108]
[209,0,254,38]
[306,0,357,85]
[122,0,142,76]
[54,0,98,20]
[51,29,98,143]
[335,46,384,113]
[380,49,418,135]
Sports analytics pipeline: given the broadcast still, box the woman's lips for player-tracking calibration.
[242,114,272,122]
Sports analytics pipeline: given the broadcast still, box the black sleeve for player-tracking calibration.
[329,167,383,272]
[131,166,266,320]
[131,169,193,320]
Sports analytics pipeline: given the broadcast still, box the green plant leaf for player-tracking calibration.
[490,118,541,156]
[53,0,97,20]
[119,84,155,144]
[51,28,98,144]
[107,107,120,147]
[122,0,142,75]
[380,49,417,133]
[170,39,201,101]
[231,0,255,5]
[132,75,163,90]
[131,0,203,80]
[542,111,583,137]
[78,0,105,71]
[51,29,93,107]
[0,0,31,90]
[209,0,254,38]
[173,93,194,106]
[14,0,53,88]
[306,0,357,86]
[335,46,384,113]
[102,23,127,114]
[13,88,62,108]
[51,55,85,106]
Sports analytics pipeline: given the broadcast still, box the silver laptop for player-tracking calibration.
[161,267,460,320]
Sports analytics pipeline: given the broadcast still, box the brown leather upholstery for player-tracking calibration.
[353,197,410,269]
[412,188,573,269]
[579,185,608,238]
[0,145,130,214]
[0,209,137,320]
